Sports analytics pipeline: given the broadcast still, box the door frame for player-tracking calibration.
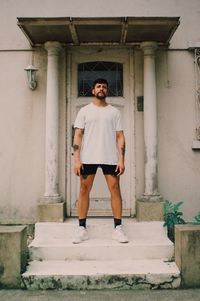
[66,46,136,217]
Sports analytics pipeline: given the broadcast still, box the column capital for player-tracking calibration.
[140,41,158,56]
[44,41,62,56]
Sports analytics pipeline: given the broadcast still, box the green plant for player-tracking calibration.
[164,200,200,242]
[163,200,185,242]
[188,212,200,225]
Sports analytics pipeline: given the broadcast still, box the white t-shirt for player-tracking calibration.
[74,102,123,164]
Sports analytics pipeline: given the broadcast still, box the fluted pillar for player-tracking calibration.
[38,41,65,222]
[137,41,163,221]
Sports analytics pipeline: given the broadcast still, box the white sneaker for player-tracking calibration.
[112,225,129,243]
[72,226,89,244]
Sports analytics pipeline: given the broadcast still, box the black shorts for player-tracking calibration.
[81,164,118,176]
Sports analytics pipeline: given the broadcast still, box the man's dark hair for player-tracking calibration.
[92,78,109,88]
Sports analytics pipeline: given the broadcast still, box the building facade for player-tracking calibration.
[0,0,200,224]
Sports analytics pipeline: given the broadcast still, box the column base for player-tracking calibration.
[136,195,164,221]
[38,197,65,222]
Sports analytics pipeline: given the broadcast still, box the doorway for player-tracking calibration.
[66,48,135,216]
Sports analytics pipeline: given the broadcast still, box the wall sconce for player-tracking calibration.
[24,65,38,90]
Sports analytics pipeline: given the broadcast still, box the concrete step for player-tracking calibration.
[29,237,174,261]
[30,219,173,261]
[33,219,168,241]
[25,219,179,290]
[22,259,181,290]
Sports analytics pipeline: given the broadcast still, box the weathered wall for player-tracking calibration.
[0,50,46,223]
[0,0,200,222]
[134,48,200,222]
[157,50,200,221]
[0,48,66,223]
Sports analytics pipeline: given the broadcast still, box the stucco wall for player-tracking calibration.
[134,48,200,222]
[157,50,200,221]
[0,0,200,222]
[0,50,46,223]
[0,48,66,223]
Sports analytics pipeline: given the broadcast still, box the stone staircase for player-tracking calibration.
[22,218,181,290]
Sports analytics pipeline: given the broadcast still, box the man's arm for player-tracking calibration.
[73,128,84,176]
[116,130,125,176]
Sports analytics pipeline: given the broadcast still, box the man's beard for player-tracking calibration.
[95,91,106,100]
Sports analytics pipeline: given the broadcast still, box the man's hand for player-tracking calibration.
[115,160,125,176]
[73,128,84,176]
[116,130,125,176]
[74,160,83,176]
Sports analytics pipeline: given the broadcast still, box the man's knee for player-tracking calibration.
[80,182,92,195]
[109,182,120,194]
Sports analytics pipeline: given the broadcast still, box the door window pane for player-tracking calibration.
[78,61,123,97]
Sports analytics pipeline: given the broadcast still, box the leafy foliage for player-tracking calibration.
[163,200,185,242]
[164,200,200,242]
[193,212,200,224]
[188,212,200,225]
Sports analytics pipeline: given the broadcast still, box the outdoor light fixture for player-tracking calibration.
[24,65,38,90]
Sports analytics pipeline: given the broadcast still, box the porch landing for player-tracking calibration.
[22,218,180,290]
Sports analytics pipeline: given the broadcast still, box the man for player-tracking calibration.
[72,78,128,244]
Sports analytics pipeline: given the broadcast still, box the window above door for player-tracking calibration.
[78,61,123,97]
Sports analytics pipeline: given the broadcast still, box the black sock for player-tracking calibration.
[114,218,122,228]
[79,218,86,228]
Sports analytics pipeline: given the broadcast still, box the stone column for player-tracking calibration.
[38,41,65,222]
[136,41,163,221]
[142,41,158,196]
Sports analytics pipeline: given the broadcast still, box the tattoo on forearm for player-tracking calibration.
[121,143,125,156]
[73,144,79,152]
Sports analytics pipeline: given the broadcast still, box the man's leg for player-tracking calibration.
[104,175,122,219]
[104,174,129,243]
[73,174,95,244]
[78,174,96,220]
